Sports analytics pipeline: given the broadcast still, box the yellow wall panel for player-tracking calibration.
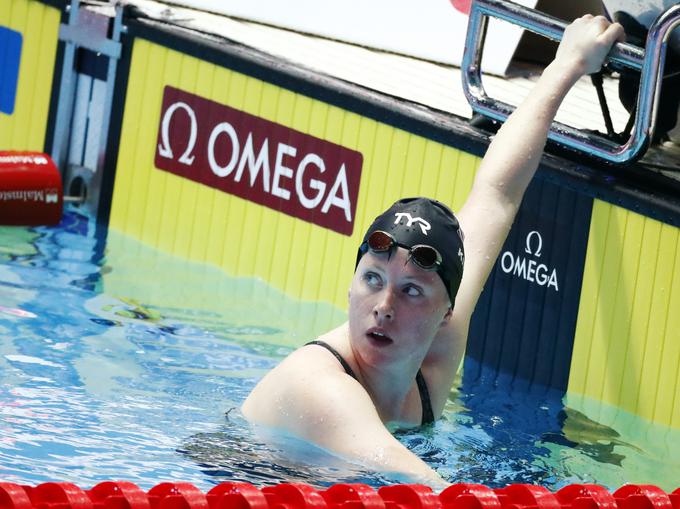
[157,174,182,253]
[332,111,365,304]
[402,135,426,196]
[283,95,316,301]
[569,200,611,395]
[324,107,351,307]
[667,246,680,426]
[110,39,154,236]
[9,0,29,148]
[569,201,680,428]
[652,225,680,425]
[172,54,201,261]
[586,205,627,401]
[441,147,471,211]
[613,212,646,413]
[187,59,217,263]
[419,141,444,199]
[385,129,408,201]
[259,86,296,290]
[0,0,59,150]
[108,40,481,331]
[217,71,247,274]
[630,221,677,420]
[201,67,233,269]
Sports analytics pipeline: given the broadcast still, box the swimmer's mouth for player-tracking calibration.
[366,329,393,345]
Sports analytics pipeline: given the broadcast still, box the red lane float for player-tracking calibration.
[613,486,674,509]
[0,151,63,226]
[207,483,268,509]
[262,484,328,509]
[378,485,439,509]
[148,483,209,509]
[556,484,617,509]
[495,484,560,509]
[322,484,385,509]
[88,481,151,509]
[440,484,500,509]
[0,483,32,509]
[1,483,680,509]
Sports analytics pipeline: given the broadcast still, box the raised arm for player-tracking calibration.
[424,16,624,406]
[453,15,625,320]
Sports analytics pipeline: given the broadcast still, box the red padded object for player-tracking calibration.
[5,481,680,509]
[494,484,560,509]
[556,484,616,509]
[440,484,501,509]
[147,484,207,509]
[261,483,327,509]
[206,483,268,509]
[87,482,150,509]
[378,485,440,509]
[668,489,680,509]
[26,483,93,509]
[0,152,63,226]
[322,484,385,509]
[0,483,33,509]
[614,486,673,509]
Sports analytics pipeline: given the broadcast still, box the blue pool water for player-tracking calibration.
[1,209,679,490]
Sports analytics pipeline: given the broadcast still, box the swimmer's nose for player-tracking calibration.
[373,290,395,322]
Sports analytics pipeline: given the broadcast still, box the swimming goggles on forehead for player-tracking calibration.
[360,230,443,271]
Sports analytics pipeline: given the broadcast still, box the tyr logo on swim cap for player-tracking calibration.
[356,197,465,306]
[393,212,431,235]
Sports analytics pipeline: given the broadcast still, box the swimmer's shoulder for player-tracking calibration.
[242,324,363,428]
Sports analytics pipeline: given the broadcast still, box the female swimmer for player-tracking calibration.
[242,15,625,487]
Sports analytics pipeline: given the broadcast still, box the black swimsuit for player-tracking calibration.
[305,340,435,425]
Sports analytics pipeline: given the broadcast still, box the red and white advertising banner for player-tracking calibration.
[155,0,538,75]
[154,86,363,236]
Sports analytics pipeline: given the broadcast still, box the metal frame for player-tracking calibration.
[462,0,680,164]
[51,0,123,174]
[50,0,124,214]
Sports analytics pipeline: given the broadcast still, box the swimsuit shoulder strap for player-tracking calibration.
[305,340,358,380]
[416,369,435,425]
[305,341,434,426]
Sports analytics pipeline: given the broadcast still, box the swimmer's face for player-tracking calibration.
[348,246,452,366]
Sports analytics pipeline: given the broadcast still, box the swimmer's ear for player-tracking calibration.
[440,306,453,326]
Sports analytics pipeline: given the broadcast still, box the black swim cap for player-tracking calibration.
[355,197,465,306]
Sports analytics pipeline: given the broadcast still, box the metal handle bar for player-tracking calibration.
[462,0,680,164]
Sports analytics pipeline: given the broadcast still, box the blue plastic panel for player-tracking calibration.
[0,26,23,115]
[464,176,593,392]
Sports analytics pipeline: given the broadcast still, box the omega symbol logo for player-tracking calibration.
[524,231,542,257]
[157,101,198,165]
[500,229,558,292]
[394,212,431,235]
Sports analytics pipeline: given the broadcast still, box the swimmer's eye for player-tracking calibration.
[404,285,423,297]
[363,271,383,288]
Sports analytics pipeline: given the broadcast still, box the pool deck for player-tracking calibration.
[118,0,680,178]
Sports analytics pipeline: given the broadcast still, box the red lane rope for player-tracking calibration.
[2,482,680,509]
